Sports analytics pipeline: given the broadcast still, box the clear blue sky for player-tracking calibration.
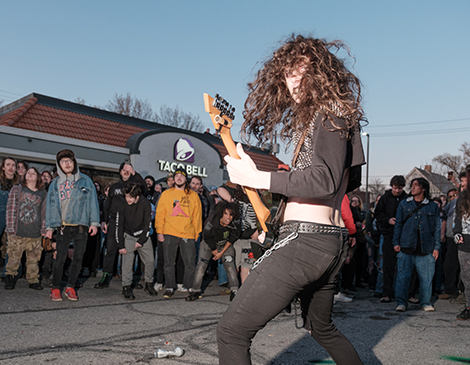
[2,1,469,189]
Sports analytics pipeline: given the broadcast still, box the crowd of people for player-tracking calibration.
[0,152,264,305]
[2,34,470,365]
[1,154,469,321]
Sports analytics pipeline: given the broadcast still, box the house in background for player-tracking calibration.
[405,165,456,198]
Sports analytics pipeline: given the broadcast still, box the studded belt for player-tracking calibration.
[279,222,348,236]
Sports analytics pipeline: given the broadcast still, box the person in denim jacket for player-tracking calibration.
[393,178,440,312]
[45,149,100,302]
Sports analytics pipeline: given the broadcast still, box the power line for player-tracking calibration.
[371,126,470,138]
[366,117,470,129]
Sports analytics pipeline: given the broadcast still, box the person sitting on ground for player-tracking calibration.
[187,200,241,302]
[116,183,157,299]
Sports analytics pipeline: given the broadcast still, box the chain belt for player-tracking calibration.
[279,222,348,236]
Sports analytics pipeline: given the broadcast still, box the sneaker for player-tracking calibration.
[456,308,470,321]
[334,292,353,303]
[186,291,202,301]
[163,289,174,298]
[421,305,435,312]
[230,290,237,302]
[42,276,53,287]
[65,287,78,301]
[144,283,158,296]
[50,288,63,301]
[450,293,467,305]
[438,293,455,300]
[396,305,407,312]
[29,283,43,290]
[4,275,15,290]
[94,272,111,289]
[408,297,419,304]
[122,286,135,300]
[132,283,143,290]
[177,284,188,292]
[153,283,163,291]
[343,288,356,295]
[219,288,231,295]
[380,296,392,303]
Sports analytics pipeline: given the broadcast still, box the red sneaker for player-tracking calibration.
[50,288,63,301]
[65,287,78,301]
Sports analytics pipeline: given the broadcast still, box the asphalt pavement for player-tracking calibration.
[0,272,469,365]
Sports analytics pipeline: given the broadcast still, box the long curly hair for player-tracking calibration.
[456,168,470,219]
[242,34,365,145]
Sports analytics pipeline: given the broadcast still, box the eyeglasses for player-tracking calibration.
[448,194,458,198]
[60,159,73,165]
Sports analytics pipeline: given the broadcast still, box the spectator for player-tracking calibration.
[46,149,100,301]
[187,201,241,301]
[41,171,53,191]
[94,161,146,289]
[117,183,157,299]
[4,167,46,290]
[375,175,408,303]
[155,167,202,298]
[16,160,28,182]
[393,178,440,312]
[1,157,19,279]
[453,164,470,320]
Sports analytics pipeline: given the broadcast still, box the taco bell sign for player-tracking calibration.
[174,138,195,163]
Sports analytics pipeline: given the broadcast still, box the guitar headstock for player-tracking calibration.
[203,93,235,131]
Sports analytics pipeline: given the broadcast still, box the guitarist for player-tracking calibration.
[217,34,366,365]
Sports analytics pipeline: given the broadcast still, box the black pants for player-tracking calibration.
[217,226,362,365]
[53,226,88,289]
[382,234,397,298]
[102,218,119,274]
[443,237,462,295]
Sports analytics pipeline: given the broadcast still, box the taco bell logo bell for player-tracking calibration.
[174,138,195,163]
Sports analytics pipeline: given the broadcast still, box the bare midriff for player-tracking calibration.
[282,170,348,227]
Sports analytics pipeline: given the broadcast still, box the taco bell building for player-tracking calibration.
[0,93,284,187]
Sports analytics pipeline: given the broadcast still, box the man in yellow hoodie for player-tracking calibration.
[156,167,202,298]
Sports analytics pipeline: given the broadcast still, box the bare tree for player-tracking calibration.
[369,177,386,197]
[74,97,87,105]
[432,152,464,175]
[459,142,470,166]
[156,105,204,132]
[0,99,4,107]
[105,92,155,121]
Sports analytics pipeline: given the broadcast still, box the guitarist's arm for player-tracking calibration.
[224,144,271,190]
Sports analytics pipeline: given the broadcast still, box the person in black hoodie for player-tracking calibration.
[94,161,147,289]
[375,175,408,302]
[117,183,157,299]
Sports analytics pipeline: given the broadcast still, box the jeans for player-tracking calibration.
[395,251,435,308]
[375,235,384,294]
[217,227,362,365]
[162,234,196,290]
[121,234,154,287]
[458,250,470,308]
[53,225,88,289]
[192,241,238,292]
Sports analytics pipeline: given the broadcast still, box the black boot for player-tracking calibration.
[4,275,15,290]
[144,282,158,296]
[122,285,135,299]
[94,272,111,289]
